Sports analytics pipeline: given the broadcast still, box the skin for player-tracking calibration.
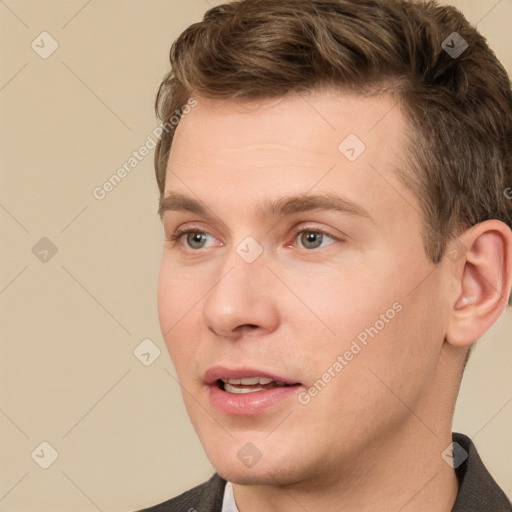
[157,88,512,512]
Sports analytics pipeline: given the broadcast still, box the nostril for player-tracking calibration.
[238,324,259,331]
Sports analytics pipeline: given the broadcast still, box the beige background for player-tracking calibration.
[0,1,510,510]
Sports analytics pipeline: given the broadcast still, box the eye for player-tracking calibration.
[292,227,338,250]
[167,226,340,252]
[168,228,218,250]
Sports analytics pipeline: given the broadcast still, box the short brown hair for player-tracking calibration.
[154,0,512,269]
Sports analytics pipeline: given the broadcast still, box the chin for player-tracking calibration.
[205,445,305,486]
[215,464,297,486]
[217,468,270,485]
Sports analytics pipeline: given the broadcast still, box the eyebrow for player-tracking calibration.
[158,191,374,224]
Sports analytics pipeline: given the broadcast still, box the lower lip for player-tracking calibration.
[208,383,302,415]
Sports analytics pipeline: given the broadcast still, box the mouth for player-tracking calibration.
[217,376,296,394]
[204,366,303,415]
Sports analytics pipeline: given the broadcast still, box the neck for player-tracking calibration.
[232,423,459,512]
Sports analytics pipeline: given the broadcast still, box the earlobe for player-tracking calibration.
[446,220,512,347]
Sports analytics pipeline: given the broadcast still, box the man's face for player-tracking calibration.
[157,90,452,485]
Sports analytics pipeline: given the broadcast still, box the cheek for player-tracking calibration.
[341,286,443,409]
[295,305,430,448]
[157,258,202,364]
[295,257,440,408]
[156,260,175,338]
[284,258,384,350]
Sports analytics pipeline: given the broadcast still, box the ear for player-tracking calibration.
[446,220,512,347]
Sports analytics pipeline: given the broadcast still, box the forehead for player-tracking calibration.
[163,89,418,234]
[168,89,406,169]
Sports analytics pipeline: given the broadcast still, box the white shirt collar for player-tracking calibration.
[221,481,240,512]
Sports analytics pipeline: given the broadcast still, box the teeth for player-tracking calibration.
[222,377,274,385]
[224,383,265,394]
[220,376,294,394]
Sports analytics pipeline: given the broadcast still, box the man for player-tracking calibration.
[139,0,512,510]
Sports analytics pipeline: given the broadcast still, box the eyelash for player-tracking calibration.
[167,225,341,250]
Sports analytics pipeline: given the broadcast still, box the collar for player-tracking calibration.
[450,432,511,511]
[221,481,240,512]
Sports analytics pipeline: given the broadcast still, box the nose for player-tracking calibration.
[202,247,280,340]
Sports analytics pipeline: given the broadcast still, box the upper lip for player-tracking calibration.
[204,366,301,385]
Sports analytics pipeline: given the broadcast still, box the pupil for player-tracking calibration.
[303,231,321,249]
[189,233,205,248]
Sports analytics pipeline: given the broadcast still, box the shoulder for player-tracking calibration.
[135,473,227,512]
[452,432,512,511]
